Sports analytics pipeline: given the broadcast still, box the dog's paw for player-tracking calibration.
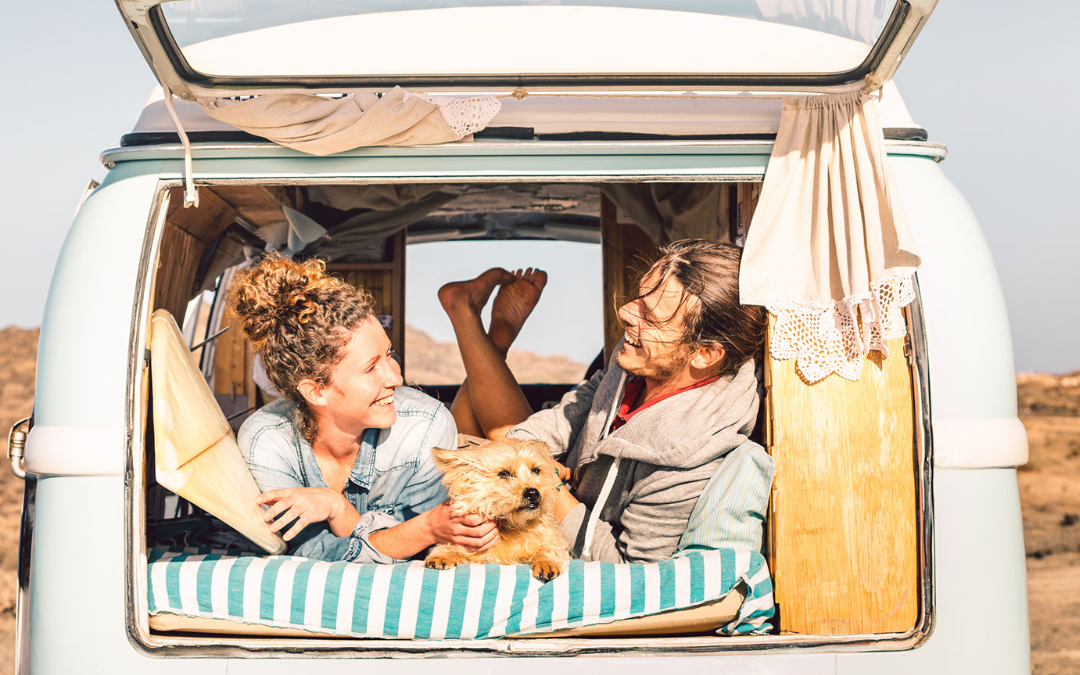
[424,554,461,570]
[530,559,564,582]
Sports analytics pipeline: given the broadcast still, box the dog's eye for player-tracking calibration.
[498,470,512,479]
[531,467,541,475]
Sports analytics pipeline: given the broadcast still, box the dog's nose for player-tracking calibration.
[523,488,540,508]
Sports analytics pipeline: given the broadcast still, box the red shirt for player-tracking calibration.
[609,374,721,433]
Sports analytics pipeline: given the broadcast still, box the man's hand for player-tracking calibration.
[424,500,500,552]
[256,487,358,541]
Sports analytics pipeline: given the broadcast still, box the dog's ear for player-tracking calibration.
[429,446,485,473]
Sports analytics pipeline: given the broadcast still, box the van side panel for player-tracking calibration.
[30,163,162,475]
[29,476,227,675]
[890,157,1026,468]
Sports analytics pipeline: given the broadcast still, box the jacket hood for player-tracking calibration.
[590,357,760,470]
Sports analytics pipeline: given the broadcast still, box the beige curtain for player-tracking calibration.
[198,87,501,155]
[740,90,920,382]
[599,184,732,244]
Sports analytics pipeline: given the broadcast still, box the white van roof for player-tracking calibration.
[126,82,924,144]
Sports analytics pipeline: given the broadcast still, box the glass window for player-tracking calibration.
[159,0,898,80]
[405,239,602,384]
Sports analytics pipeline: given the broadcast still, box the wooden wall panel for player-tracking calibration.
[327,231,406,371]
[600,194,659,362]
[153,223,202,320]
[765,323,918,635]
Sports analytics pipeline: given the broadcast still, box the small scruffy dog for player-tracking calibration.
[424,438,571,581]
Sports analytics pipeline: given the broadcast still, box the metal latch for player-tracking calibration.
[8,417,30,480]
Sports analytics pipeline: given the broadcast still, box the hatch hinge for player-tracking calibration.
[162,85,199,209]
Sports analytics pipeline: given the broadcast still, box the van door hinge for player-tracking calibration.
[7,417,31,480]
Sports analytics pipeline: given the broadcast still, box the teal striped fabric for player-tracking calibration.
[148,546,774,638]
[677,440,775,555]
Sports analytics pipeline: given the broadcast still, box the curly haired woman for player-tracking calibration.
[230,253,498,563]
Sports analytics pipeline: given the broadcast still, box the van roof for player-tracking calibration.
[121,82,926,149]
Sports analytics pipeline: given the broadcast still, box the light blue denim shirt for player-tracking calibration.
[236,386,455,563]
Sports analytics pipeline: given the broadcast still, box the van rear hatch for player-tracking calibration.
[116,0,936,99]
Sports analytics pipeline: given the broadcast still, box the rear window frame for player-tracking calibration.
[124,171,934,658]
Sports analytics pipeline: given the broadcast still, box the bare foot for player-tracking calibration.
[490,268,548,351]
[438,268,515,320]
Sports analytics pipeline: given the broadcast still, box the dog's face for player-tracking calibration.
[431,438,561,531]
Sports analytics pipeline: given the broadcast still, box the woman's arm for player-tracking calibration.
[368,502,499,559]
[257,486,499,561]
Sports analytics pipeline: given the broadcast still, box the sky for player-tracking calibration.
[0,2,1077,372]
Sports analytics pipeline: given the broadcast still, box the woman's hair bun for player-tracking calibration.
[227,253,340,349]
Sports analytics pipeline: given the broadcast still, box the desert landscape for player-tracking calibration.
[0,326,1077,672]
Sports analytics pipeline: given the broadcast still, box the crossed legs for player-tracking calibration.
[438,268,548,440]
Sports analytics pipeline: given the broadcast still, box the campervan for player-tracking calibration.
[8,1,1031,673]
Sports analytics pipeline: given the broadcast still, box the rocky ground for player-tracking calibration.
[1017,371,1080,674]
[0,326,1076,672]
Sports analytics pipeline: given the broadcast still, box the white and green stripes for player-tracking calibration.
[678,441,775,555]
[148,547,774,638]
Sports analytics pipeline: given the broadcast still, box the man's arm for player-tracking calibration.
[506,367,607,458]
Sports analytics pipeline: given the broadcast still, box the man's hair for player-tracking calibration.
[634,239,766,378]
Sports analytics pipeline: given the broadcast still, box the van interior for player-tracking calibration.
[140,180,926,643]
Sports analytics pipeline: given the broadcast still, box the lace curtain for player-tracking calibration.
[740,90,920,382]
[198,87,501,155]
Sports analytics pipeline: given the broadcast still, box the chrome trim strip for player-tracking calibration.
[124,177,935,658]
[907,277,937,647]
[15,477,35,674]
[124,183,174,652]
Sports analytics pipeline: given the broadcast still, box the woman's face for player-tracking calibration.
[320,316,403,432]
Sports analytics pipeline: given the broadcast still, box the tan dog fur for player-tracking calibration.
[424,438,571,581]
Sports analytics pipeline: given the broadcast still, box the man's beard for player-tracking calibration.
[615,342,694,381]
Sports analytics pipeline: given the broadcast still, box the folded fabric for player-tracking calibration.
[148,546,774,638]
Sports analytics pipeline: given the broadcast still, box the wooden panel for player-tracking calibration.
[153,223,202,320]
[390,229,407,370]
[214,185,291,231]
[600,194,659,361]
[166,187,238,242]
[213,307,256,409]
[327,230,407,370]
[765,322,918,635]
[736,182,761,244]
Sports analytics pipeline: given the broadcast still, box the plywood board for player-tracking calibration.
[765,324,918,635]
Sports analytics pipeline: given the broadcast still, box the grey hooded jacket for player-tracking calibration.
[507,354,760,564]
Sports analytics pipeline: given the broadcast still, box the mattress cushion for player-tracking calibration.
[147,546,774,638]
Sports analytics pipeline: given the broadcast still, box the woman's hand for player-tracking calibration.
[256,487,360,541]
[423,500,500,552]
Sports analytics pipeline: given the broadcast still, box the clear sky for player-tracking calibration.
[1,2,1077,372]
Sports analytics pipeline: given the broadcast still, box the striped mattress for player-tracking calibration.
[147,546,774,638]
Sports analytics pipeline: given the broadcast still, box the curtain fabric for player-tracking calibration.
[599,184,732,244]
[740,90,920,382]
[197,87,501,155]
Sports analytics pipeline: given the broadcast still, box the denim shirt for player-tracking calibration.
[236,386,454,563]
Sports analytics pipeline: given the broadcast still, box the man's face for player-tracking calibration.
[615,271,696,381]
